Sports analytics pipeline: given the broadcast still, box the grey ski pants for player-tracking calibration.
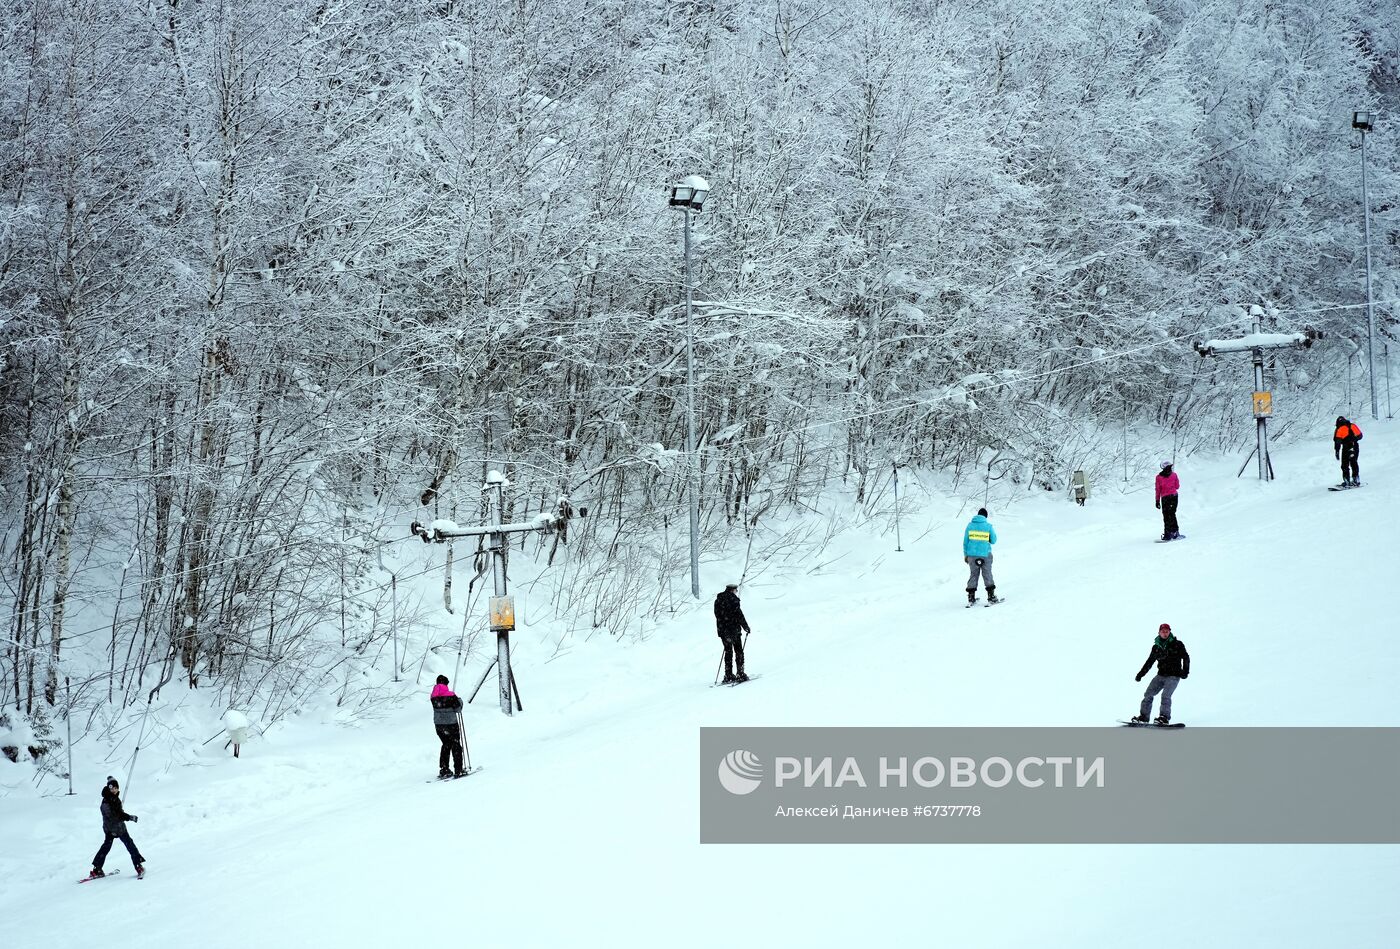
[1139,675,1180,720]
[965,555,994,592]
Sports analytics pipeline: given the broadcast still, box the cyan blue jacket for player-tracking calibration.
[963,515,996,558]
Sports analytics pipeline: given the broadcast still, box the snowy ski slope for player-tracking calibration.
[2,420,1397,948]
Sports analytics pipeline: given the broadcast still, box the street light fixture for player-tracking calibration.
[669,175,710,599]
[1353,110,1379,419]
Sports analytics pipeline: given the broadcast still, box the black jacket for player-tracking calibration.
[100,786,135,836]
[714,590,750,637]
[1137,637,1190,679]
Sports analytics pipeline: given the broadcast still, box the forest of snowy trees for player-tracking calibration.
[1,0,1396,746]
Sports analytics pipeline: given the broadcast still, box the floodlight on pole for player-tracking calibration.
[668,175,710,599]
[1353,110,1379,420]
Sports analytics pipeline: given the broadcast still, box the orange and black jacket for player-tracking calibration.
[1334,421,1363,456]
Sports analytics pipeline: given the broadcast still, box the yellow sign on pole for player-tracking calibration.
[489,595,516,631]
[1252,391,1272,417]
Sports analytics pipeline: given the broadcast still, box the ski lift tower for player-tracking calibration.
[411,473,583,715]
[1194,305,1312,480]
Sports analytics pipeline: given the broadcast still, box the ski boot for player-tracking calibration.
[135,864,145,879]
[734,672,750,683]
[1153,716,1170,726]
[966,589,976,606]
[453,770,467,779]
[986,586,1000,604]
[438,768,451,779]
[88,867,105,879]
[721,673,738,684]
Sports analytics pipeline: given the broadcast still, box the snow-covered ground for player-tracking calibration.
[3,418,1397,948]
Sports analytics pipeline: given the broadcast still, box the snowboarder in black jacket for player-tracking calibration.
[90,776,144,878]
[1131,623,1190,725]
[713,583,751,684]
[1333,416,1363,487]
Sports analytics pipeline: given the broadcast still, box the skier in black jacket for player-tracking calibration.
[1131,623,1190,725]
[713,583,751,684]
[90,776,144,878]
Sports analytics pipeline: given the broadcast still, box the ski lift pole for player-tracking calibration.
[391,571,400,682]
[892,462,904,552]
[1122,401,1129,482]
[410,478,585,715]
[1386,343,1393,420]
[1193,306,1309,481]
[65,676,73,797]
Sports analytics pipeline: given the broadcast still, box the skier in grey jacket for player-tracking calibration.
[430,675,466,778]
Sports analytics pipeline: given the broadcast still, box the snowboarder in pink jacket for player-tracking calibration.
[1154,461,1181,540]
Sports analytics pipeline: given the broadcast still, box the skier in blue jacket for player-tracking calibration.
[963,508,999,604]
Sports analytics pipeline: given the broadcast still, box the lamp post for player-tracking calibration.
[1354,110,1379,420]
[669,175,710,599]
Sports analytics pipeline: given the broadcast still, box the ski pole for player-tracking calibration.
[714,653,724,685]
[457,711,472,771]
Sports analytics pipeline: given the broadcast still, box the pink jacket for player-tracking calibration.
[1155,471,1180,500]
[431,683,456,698]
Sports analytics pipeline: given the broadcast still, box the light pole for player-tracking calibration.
[1354,110,1379,420]
[669,175,710,599]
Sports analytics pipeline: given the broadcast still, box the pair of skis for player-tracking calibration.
[966,597,1006,608]
[711,674,761,689]
[427,766,484,784]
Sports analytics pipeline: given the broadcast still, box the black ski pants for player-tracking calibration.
[1339,445,1359,482]
[436,723,464,774]
[93,829,144,871]
[719,630,746,677]
[1160,494,1179,537]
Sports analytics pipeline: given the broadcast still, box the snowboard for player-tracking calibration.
[78,869,121,884]
[1328,483,1362,492]
[1118,720,1186,729]
[428,766,483,783]
[711,674,762,688]
[1154,534,1186,543]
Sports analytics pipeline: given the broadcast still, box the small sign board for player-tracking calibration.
[489,595,516,631]
[1252,391,1272,417]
